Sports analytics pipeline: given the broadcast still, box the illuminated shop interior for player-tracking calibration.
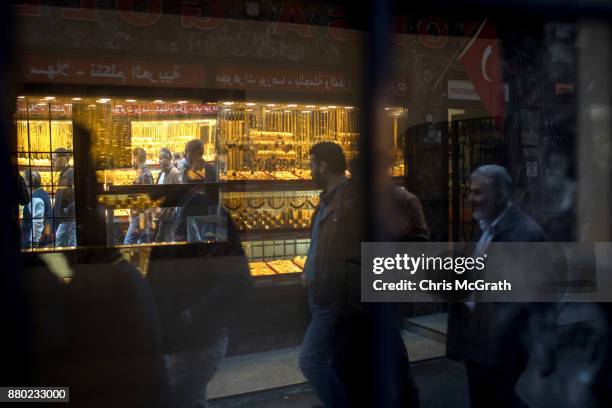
[15,95,406,277]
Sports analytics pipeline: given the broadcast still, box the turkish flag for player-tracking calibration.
[458,19,505,129]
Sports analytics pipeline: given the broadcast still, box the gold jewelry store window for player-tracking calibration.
[15,96,405,282]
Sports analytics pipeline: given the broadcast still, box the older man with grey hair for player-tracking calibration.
[447,164,561,408]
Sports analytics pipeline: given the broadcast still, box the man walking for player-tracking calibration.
[22,170,52,248]
[52,147,76,247]
[299,142,359,408]
[447,164,559,408]
[175,139,218,242]
[124,147,153,244]
[156,148,180,242]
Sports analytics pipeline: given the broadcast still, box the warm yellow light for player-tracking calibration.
[287,104,298,107]
[346,106,354,109]
[126,99,137,103]
[328,105,337,109]
[153,99,163,103]
[43,96,55,101]
[72,97,82,101]
[246,102,256,106]
[17,96,25,99]
[305,105,315,108]
[177,100,188,104]
[222,101,234,105]
[97,98,111,103]
[266,104,276,107]
[301,111,311,114]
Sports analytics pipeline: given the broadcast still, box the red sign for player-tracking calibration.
[215,65,353,94]
[21,55,206,88]
[457,19,505,128]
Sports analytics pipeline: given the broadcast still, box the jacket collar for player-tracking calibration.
[319,177,348,205]
[318,179,348,219]
[490,203,521,237]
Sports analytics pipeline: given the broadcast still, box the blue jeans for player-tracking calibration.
[186,213,227,243]
[165,336,228,408]
[55,220,76,247]
[299,295,347,408]
[124,216,151,244]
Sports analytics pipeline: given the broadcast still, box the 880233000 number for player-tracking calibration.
[2,387,69,402]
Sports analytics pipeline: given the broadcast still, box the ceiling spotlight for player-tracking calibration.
[17,96,25,99]
[96,98,111,103]
[287,104,298,107]
[222,101,234,105]
[327,105,337,109]
[305,105,315,108]
[246,102,256,106]
[177,100,188,104]
[345,106,354,109]
[153,99,163,103]
[126,99,137,103]
[72,97,82,101]
[266,103,276,107]
[43,96,55,101]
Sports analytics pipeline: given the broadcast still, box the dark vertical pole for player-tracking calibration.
[359,0,395,407]
[1,1,27,386]
[451,121,460,242]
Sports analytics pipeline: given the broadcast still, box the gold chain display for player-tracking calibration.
[131,119,216,163]
[222,191,318,232]
[219,104,359,180]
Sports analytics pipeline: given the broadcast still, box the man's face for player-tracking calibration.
[159,153,171,170]
[185,150,199,166]
[52,153,67,170]
[309,154,327,189]
[469,175,501,221]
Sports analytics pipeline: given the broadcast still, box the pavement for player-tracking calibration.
[208,308,604,407]
[209,313,450,407]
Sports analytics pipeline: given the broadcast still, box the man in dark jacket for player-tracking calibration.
[52,147,76,247]
[175,139,219,242]
[299,142,363,408]
[447,164,561,408]
[155,148,181,242]
[21,170,52,248]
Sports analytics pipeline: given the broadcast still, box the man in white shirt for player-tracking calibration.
[27,196,45,247]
